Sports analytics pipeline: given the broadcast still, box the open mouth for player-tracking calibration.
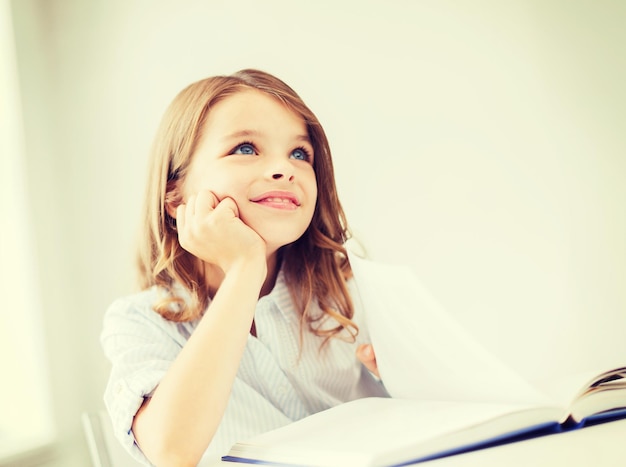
[252,197,299,210]
[261,197,298,205]
[250,191,301,209]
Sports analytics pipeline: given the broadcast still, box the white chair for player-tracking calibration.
[81,411,145,467]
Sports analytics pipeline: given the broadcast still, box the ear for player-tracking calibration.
[165,183,183,219]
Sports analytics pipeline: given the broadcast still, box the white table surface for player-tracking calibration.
[209,417,626,467]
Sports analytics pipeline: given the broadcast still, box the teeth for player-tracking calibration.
[265,197,291,203]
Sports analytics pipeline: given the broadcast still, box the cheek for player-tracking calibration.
[218,175,251,203]
[310,186,318,213]
[309,175,318,209]
[184,170,246,202]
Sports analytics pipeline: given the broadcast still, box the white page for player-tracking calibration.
[229,398,562,467]
[349,253,550,406]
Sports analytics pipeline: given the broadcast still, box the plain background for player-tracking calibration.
[7,0,626,465]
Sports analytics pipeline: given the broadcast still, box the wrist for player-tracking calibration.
[223,254,267,286]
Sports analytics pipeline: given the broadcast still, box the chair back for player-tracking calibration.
[82,411,144,467]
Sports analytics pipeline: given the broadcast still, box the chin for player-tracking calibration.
[263,235,304,254]
[246,217,310,253]
[257,229,308,255]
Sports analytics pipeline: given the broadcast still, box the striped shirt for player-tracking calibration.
[101,267,388,466]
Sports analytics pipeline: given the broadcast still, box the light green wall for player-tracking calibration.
[9,1,626,465]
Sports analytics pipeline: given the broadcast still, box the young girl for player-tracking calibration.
[101,69,386,467]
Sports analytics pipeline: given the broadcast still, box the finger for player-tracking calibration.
[356,344,375,365]
[195,190,219,216]
[357,344,374,360]
[186,194,196,220]
[356,344,379,376]
[176,203,186,231]
[176,201,191,250]
[214,196,240,218]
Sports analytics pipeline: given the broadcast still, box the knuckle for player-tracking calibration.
[178,231,190,248]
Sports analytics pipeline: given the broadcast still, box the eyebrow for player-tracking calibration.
[224,129,312,144]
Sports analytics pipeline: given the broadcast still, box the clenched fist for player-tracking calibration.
[176,190,267,275]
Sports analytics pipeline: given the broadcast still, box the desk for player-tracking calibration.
[209,418,626,466]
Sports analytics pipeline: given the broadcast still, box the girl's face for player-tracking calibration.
[181,89,318,255]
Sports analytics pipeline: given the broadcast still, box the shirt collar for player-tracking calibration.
[263,266,299,323]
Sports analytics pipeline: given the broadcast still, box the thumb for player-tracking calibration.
[356,344,379,377]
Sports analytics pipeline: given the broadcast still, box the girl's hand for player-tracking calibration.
[356,344,380,378]
[176,190,266,274]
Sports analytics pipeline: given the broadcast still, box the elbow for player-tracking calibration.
[143,441,207,467]
[135,424,213,467]
[132,399,219,466]
[151,454,201,467]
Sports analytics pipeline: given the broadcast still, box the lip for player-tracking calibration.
[250,190,301,207]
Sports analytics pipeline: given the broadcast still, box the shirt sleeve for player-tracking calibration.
[100,293,190,466]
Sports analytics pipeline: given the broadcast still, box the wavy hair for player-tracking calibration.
[136,69,357,344]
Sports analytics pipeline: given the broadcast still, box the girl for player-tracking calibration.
[101,69,385,467]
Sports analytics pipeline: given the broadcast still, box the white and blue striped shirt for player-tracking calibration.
[101,268,388,466]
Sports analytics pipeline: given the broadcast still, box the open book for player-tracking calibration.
[223,254,626,466]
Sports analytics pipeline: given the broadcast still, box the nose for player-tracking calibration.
[268,157,295,182]
[272,172,294,182]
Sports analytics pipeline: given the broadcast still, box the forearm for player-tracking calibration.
[132,259,265,466]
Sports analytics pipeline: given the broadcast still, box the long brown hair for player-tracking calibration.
[136,69,357,343]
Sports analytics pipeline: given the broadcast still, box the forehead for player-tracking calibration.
[203,88,307,136]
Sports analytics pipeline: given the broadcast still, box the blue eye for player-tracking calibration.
[290,148,311,161]
[232,143,256,155]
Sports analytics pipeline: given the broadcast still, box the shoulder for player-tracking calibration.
[106,287,158,313]
[104,287,163,327]
[102,287,198,347]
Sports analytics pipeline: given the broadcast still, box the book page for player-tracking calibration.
[534,366,626,401]
[349,253,550,407]
[226,397,563,467]
[533,366,626,420]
